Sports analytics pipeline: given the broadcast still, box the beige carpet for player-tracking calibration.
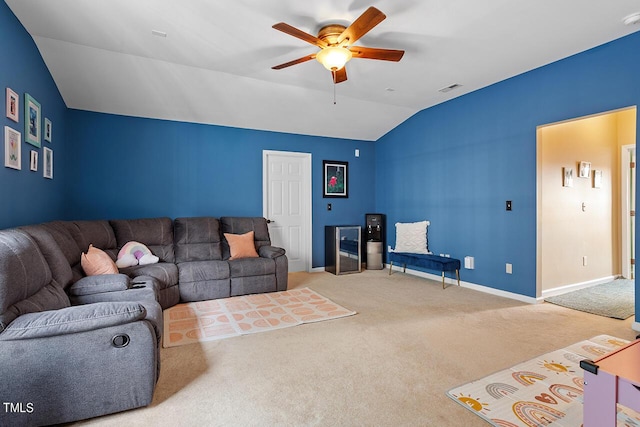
[163,288,356,347]
[71,270,637,427]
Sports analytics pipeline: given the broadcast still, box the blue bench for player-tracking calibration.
[388,252,461,289]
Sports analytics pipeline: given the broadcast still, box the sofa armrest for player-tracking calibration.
[68,273,130,296]
[259,245,286,259]
[0,302,146,341]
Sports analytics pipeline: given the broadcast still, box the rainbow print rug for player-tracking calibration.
[163,288,356,348]
[447,335,640,426]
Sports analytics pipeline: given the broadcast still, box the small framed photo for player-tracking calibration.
[6,88,19,122]
[30,150,38,171]
[24,93,41,148]
[579,161,591,178]
[323,160,348,198]
[43,146,53,179]
[563,167,573,187]
[593,170,603,189]
[4,126,21,170]
[44,118,52,142]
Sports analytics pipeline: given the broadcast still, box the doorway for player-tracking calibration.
[537,106,637,297]
[263,150,312,272]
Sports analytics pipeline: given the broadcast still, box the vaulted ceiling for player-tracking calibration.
[6,0,640,141]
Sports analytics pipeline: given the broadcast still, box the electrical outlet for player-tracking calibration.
[464,256,474,269]
[506,263,513,274]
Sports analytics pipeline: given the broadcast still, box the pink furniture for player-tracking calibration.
[581,339,640,427]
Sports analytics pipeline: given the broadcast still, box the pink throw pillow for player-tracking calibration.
[224,231,259,260]
[81,244,118,276]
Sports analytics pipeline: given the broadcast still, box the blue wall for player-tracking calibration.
[3,0,640,309]
[0,2,69,229]
[376,31,640,298]
[66,110,375,268]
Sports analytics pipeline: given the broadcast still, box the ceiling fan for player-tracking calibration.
[271,6,404,84]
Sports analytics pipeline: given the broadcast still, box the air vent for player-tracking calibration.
[438,83,462,93]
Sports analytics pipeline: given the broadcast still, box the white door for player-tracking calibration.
[263,150,312,272]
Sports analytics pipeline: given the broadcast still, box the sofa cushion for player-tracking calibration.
[0,302,146,341]
[40,221,82,267]
[174,217,223,262]
[110,217,175,263]
[81,245,119,276]
[67,220,118,260]
[0,229,70,332]
[20,224,74,288]
[177,260,230,282]
[220,217,271,260]
[224,231,259,260]
[228,257,275,278]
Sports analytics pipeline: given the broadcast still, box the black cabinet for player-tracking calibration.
[325,225,361,275]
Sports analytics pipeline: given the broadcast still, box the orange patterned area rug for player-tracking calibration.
[447,335,640,426]
[163,288,356,348]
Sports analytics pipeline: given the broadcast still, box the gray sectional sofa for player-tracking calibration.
[0,216,287,426]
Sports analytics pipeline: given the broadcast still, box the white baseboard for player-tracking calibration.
[633,322,640,333]
[385,264,538,304]
[310,267,325,273]
[540,275,619,299]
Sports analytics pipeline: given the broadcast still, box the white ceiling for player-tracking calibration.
[6,0,640,141]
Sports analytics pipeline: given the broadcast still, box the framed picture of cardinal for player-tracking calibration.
[323,160,348,198]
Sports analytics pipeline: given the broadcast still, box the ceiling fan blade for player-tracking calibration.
[272,23,327,48]
[337,7,386,45]
[272,54,316,70]
[332,67,348,84]
[350,46,404,62]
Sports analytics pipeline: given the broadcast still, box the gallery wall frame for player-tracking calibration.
[323,160,348,198]
[44,118,52,142]
[579,161,591,178]
[24,93,41,148]
[563,167,574,187]
[30,150,38,172]
[593,170,603,188]
[6,88,19,122]
[43,146,53,179]
[4,126,21,170]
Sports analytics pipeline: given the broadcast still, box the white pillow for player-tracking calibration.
[394,221,430,254]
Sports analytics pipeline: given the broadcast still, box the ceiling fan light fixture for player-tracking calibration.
[316,46,352,71]
[622,12,640,26]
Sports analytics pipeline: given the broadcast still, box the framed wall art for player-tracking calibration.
[44,118,52,142]
[579,161,591,178]
[4,126,21,170]
[6,88,19,122]
[323,160,348,198]
[593,170,603,189]
[30,150,38,171]
[24,93,41,148]
[563,167,573,187]
[43,146,53,179]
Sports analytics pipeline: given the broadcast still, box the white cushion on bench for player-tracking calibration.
[394,221,431,254]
